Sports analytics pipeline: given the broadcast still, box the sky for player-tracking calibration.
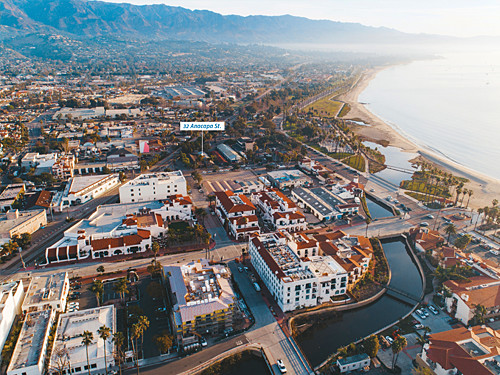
[99,0,500,37]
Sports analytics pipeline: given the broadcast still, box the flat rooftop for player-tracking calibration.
[267,169,307,182]
[8,310,53,371]
[260,236,313,281]
[293,187,334,216]
[69,174,117,195]
[53,306,115,365]
[23,272,67,309]
[124,171,185,186]
[310,187,346,209]
[0,184,24,202]
[0,209,45,237]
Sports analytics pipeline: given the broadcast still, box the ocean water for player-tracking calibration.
[359,46,500,181]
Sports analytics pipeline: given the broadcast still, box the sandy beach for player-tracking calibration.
[337,68,500,209]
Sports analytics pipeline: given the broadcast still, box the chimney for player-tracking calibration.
[6,209,19,220]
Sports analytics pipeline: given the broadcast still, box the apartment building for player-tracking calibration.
[52,154,76,179]
[164,260,238,339]
[214,190,259,240]
[251,189,306,232]
[119,171,187,203]
[249,232,349,312]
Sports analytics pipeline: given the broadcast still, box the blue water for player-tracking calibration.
[359,47,500,181]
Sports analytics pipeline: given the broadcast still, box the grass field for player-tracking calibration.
[345,154,366,172]
[304,95,343,117]
[338,103,351,117]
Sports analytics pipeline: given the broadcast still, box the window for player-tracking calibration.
[295,297,299,302]
[91,364,97,369]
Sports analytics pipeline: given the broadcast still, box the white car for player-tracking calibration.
[490,249,499,256]
[428,305,439,315]
[277,359,287,373]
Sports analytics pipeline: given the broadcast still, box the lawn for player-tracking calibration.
[344,154,366,172]
[304,95,343,117]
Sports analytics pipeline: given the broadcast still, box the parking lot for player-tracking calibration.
[200,169,263,195]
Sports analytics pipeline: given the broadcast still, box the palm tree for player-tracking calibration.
[112,332,125,375]
[475,208,483,230]
[391,336,408,370]
[151,241,160,262]
[472,304,488,325]
[131,323,142,375]
[137,315,150,348]
[89,280,104,306]
[460,188,468,206]
[466,189,473,208]
[113,278,129,303]
[455,186,463,206]
[415,332,427,349]
[98,325,111,375]
[365,217,371,237]
[82,330,94,375]
[444,223,457,244]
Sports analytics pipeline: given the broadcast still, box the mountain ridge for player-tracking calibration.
[0,0,447,44]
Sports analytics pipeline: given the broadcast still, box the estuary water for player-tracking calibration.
[359,47,500,181]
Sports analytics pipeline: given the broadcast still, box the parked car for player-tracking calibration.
[428,305,439,315]
[277,359,287,373]
[490,249,499,256]
[200,337,207,347]
[420,222,429,227]
[379,335,390,348]
[414,323,424,330]
[238,267,243,273]
[426,214,435,219]
[385,336,394,345]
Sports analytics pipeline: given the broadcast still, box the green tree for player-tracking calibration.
[113,278,129,303]
[147,259,162,278]
[472,304,487,325]
[454,234,472,251]
[89,280,104,306]
[113,331,125,375]
[365,217,372,238]
[152,241,160,262]
[82,330,94,375]
[97,325,111,375]
[412,366,434,375]
[444,223,456,244]
[153,331,173,354]
[363,334,379,358]
[391,336,407,370]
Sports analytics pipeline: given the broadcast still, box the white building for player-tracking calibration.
[21,153,58,173]
[299,158,329,176]
[7,309,55,375]
[44,198,192,264]
[22,272,69,313]
[52,174,120,212]
[214,191,260,241]
[50,306,115,375]
[52,154,76,179]
[0,184,25,211]
[337,353,371,373]
[119,171,187,204]
[52,107,106,120]
[266,169,310,189]
[251,189,306,232]
[249,232,348,312]
[0,281,24,358]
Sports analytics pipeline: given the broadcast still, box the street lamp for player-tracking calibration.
[18,247,26,269]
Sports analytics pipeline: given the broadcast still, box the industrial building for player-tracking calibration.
[119,171,187,203]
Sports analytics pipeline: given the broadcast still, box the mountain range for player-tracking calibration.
[0,0,445,44]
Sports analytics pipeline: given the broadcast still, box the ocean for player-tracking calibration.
[359,46,500,181]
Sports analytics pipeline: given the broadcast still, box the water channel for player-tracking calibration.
[365,195,394,219]
[296,237,423,367]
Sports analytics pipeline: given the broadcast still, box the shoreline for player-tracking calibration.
[337,67,500,209]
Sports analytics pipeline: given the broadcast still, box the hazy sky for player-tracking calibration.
[99,0,500,37]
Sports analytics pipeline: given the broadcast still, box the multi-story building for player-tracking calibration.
[22,272,69,313]
[417,325,500,375]
[314,231,374,285]
[52,174,120,212]
[164,260,238,339]
[298,157,329,176]
[444,276,500,325]
[50,306,115,375]
[52,154,76,179]
[119,171,187,203]
[292,187,359,221]
[214,190,259,240]
[0,209,47,245]
[251,189,306,232]
[7,309,55,375]
[106,148,139,171]
[0,281,24,358]
[249,232,349,312]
